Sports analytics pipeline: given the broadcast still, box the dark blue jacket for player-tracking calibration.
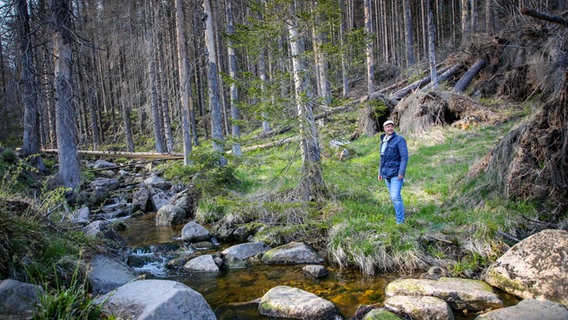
[379,132,408,178]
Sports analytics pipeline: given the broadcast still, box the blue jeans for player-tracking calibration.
[385,176,405,224]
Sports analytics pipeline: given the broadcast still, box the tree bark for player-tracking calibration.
[203,0,227,165]
[520,7,568,27]
[403,0,415,65]
[226,0,242,156]
[453,58,486,92]
[364,0,375,94]
[427,0,438,89]
[53,0,80,192]
[288,2,327,201]
[175,0,193,164]
[17,0,41,157]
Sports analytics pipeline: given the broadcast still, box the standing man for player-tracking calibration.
[378,120,408,224]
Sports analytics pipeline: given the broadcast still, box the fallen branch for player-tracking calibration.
[42,149,184,160]
[389,65,452,101]
[521,7,568,27]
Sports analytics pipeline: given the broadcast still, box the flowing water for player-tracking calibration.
[118,215,518,319]
[118,215,396,319]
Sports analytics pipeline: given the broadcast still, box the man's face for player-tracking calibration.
[384,124,394,135]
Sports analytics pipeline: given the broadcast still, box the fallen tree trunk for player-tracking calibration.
[421,63,464,91]
[521,7,568,27]
[42,149,184,159]
[389,65,452,101]
[453,58,487,92]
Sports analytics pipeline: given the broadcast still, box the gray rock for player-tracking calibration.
[71,206,90,224]
[155,204,186,226]
[184,255,219,272]
[482,229,568,306]
[170,186,199,220]
[384,295,454,320]
[83,220,125,249]
[303,265,330,278]
[475,299,568,320]
[0,279,44,319]
[181,221,211,242]
[144,174,170,189]
[132,187,153,212]
[259,285,339,320]
[95,279,215,320]
[221,242,271,260]
[151,188,174,210]
[261,241,325,265]
[87,254,136,295]
[385,277,503,312]
[93,159,116,169]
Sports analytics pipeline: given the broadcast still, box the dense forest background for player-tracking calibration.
[0,0,567,202]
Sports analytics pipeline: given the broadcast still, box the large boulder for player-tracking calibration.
[482,229,568,306]
[475,299,568,320]
[259,285,339,320]
[170,186,200,220]
[155,204,186,226]
[221,242,271,260]
[180,221,211,242]
[0,279,44,319]
[95,279,215,320]
[383,295,454,320]
[385,277,503,312]
[87,254,136,295]
[261,241,325,265]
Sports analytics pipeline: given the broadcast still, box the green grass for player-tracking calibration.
[201,116,532,276]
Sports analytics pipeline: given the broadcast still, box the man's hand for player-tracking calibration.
[378,175,383,181]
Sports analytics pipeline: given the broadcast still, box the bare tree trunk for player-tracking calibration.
[203,0,227,165]
[312,1,331,108]
[225,0,242,156]
[339,0,349,98]
[403,0,415,65]
[145,1,166,153]
[288,2,327,201]
[427,0,438,89]
[175,0,193,164]
[53,0,80,193]
[364,0,374,94]
[17,0,41,157]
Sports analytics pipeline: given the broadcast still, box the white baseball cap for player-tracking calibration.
[383,120,395,127]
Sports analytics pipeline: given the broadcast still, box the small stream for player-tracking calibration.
[118,214,517,319]
[118,215,396,319]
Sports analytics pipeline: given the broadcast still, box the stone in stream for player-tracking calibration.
[86,254,136,295]
[95,279,216,320]
[385,277,503,313]
[221,241,271,260]
[474,298,568,320]
[482,229,568,306]
[259,285,340,320]
[261,241,325,265]
[383,295,454,320]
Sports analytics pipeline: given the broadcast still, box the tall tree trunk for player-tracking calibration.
[288,2,326,201]
[427,0,438,89]
[53,0,80,193]
[339,0,349,98]
[145,1,166,153]
[174,0,193,164]
[17,0,41,157]
[203,0,227,165]
[403,0,415,65]
[225,0,242,156]
[364,0,374,94]
[312,1,331,108]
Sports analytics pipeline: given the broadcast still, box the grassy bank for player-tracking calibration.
[192,105,533,277]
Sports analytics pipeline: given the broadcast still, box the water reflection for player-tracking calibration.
[118,215,393,319]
